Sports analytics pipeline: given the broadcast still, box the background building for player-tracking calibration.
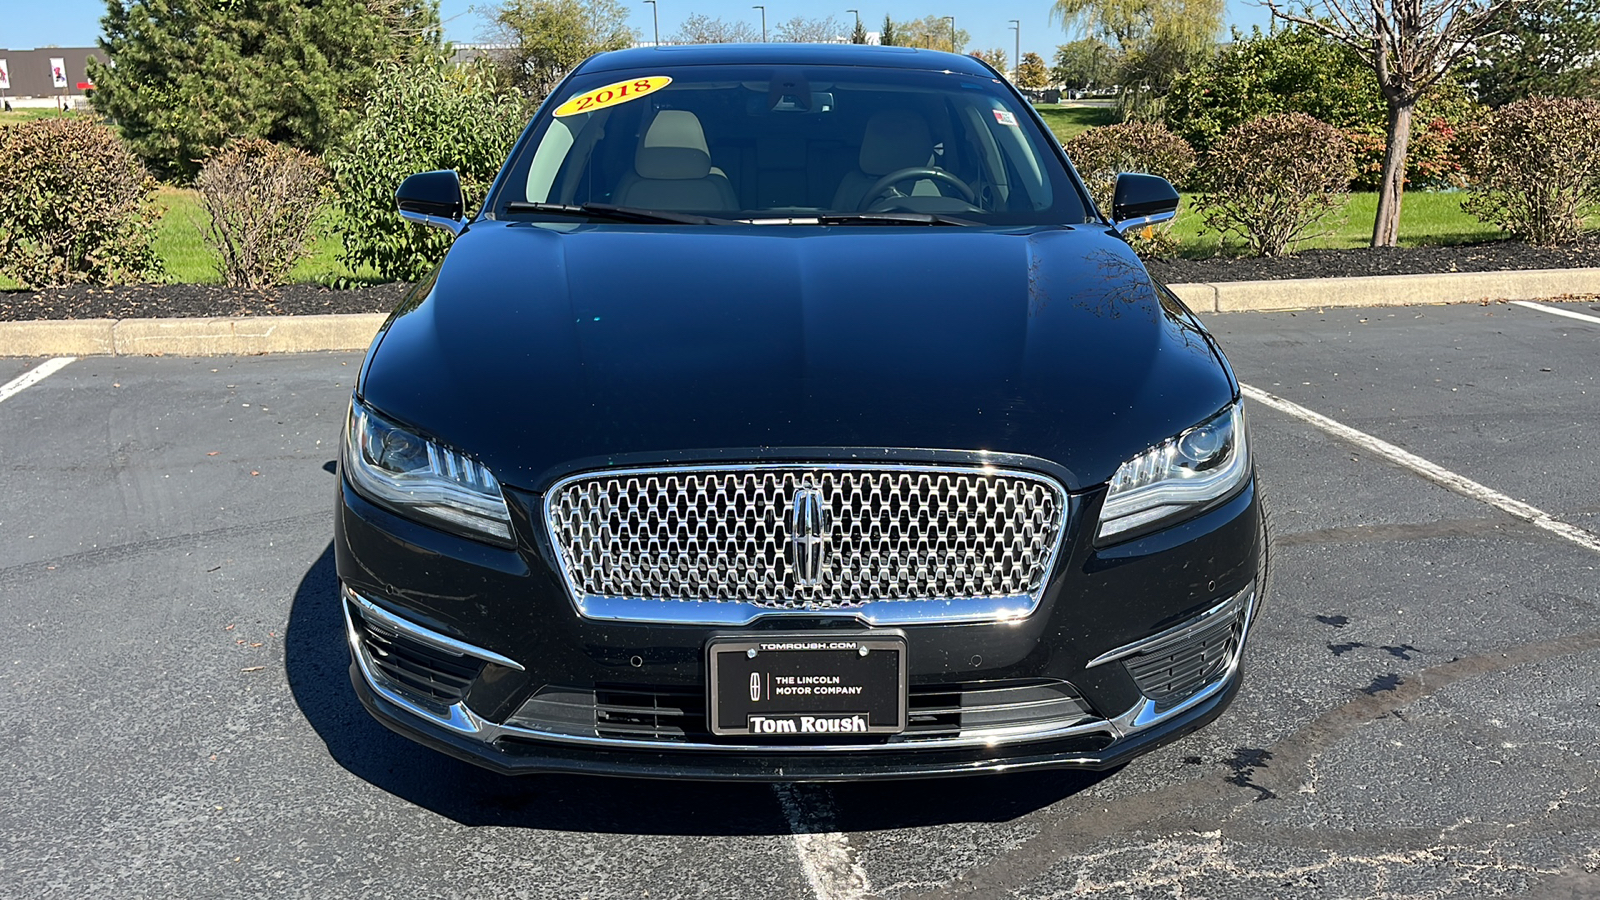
[0,47,102,108]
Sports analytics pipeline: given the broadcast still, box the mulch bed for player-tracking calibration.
[1144,235,1600,284]
[0,282,412,322]
[3,236,1598,321]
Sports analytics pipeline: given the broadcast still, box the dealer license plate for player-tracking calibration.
[707,634,908,737]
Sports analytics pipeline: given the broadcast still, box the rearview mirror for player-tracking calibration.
[1109,173,1180,235]
[396,170,467,236]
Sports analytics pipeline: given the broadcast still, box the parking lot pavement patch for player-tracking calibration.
[0,357,75,406]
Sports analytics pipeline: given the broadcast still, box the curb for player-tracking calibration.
[1166,267,1600,314]
[0,313,388,358]
[1,268,1597,357]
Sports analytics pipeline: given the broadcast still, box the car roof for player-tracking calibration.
[574,43,997,78]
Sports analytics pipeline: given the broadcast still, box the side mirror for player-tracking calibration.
[1109,173,1180,234]
[396,170,467,236]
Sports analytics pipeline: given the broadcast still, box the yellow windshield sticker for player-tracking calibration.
[554,76,672,117]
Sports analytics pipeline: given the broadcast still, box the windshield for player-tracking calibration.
[494,64,1090,226]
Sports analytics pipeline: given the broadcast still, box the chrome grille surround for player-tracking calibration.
[542,463,1070,625]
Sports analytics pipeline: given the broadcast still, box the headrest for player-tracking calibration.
[859,110,933,176]
[635,110,713,180]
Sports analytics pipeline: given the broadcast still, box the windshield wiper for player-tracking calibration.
[504,201,735,226]
[811,211,980,227]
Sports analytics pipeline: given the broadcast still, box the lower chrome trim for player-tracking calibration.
[1084,583,1254,670]
[344,586,525,671]
[574,593,1040,627]
[345,582,1260,756]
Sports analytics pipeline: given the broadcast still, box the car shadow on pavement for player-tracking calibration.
[287,543,1116,834]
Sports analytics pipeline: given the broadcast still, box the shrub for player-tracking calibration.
[1066,120,1198,211]
[1065,120,1196,257]
[196,139,328,289]
[1344,116,1468,192]
[1164,25,1379,155]
[1461,97,1600,246]
[328,60,530,283]
[1198,113,1356,257]
[0,118,162,287]
[1165,25,1480,189]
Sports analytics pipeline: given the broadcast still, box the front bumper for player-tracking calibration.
[334,472,1264,781]
[349,649,1244,779]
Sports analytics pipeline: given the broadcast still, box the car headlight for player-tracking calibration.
[1098,401,1250,540]
[343,398,513,544]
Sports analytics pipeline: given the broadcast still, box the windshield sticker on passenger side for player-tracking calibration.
[993,109,1019,127]
[554,76,673,117]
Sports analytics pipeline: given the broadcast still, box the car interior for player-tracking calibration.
[521,75,1070,220]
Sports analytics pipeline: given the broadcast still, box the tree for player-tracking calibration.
[898,16,970,53]
[851,17,869,44]
[971,48,1010,74]
[1053,38,1119,89]
[485,0,635,100]
[673,13,761,43]
[1469,0,1600,107]
[89,0,440,181]
[775,15,844,43]
[329,60,529,282]
[1017,52,1051,89]
[881,15,900,47]
[1264,0,1519,247]
[1163,25,1382,152]
[1050,0,1223,104]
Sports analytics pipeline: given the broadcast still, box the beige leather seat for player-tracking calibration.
[613,110,738,212]
[831,110,936,210]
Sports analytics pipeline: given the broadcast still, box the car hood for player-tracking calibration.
[359,222,1234,492]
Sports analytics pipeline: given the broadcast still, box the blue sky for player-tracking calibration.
[6,0,1273,65]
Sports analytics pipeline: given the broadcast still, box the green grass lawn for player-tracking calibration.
[1033,105,1118,144]
[0,109,82,125]
[0,187,362,290]
[1167,190,1502,256]
[153,187,359,285]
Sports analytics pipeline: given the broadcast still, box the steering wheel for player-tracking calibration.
[858,167,977,210]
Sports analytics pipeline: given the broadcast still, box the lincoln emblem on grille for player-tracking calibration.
[788,485,828,586]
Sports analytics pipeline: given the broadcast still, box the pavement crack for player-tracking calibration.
[0,511,327,586]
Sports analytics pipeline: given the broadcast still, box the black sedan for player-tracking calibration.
[335,43,1269,780]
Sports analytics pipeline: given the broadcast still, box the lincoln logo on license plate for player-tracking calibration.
[749,672,761,702]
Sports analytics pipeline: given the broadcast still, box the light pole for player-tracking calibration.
[753,5,766,42]
[643,0,658,45]
[1008,19,1019,81]
[846,8,859,34]
[942,16,955,53]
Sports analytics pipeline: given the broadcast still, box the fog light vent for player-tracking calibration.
[1123,607,1243,709]
[348,600,484,708]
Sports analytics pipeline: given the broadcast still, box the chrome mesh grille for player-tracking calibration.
[545,465,1067,610]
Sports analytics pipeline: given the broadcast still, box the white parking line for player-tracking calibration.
[1510,300,1600,326]
[772,783,873,900]
[0,357,76,406]
[1241,383,1600,556]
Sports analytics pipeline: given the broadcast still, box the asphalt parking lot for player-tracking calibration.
[3,300,1599,899]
